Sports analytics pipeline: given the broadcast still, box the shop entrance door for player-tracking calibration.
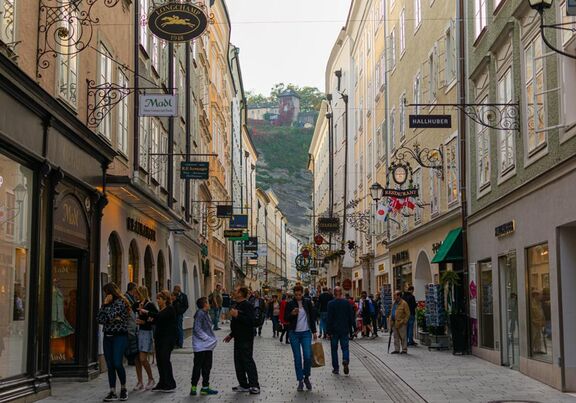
[499,252,519,370]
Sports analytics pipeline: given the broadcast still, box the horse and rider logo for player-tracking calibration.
[148,2,209,42]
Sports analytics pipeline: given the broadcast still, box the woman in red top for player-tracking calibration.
[278,294,290,344]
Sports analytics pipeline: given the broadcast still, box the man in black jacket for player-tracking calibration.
[326,286,355,375]
[317,288,333,339]
[402,286,418,346]
[172,285,189,348]
[224,287,260,395]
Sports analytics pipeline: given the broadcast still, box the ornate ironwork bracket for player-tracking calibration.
[37,0,121,75]
[392,144,443,179]
[539,10,576,60]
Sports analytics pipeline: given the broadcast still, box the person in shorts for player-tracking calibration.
[134,286,157,391]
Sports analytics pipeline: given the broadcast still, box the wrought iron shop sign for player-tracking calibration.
[224,229,244,238]
[229,215,249,229]
[244,237,258,251]
[318,217,340,233]
[140,95,178,117]
[216,205,233,218]
[180,161,209,180]
[148,2,209,42]
[127,217,156,241]
[383,188,419,198]
[495,221,515,238]
[409,115,452,129]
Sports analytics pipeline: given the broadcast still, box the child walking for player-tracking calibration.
[190,297,218,396]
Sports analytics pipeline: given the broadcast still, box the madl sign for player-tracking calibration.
[139,94,178,117]
[148,2,209,42]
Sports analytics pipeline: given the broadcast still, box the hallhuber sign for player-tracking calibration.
[148,2,209,42]
[409,114,452,129]
[139,95,178,117]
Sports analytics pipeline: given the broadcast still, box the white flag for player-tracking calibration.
[375,203,387,221]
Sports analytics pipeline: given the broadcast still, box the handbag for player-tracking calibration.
[311,341,325,368]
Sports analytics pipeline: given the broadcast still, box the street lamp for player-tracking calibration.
[13,183,27,205]
[528,0,576,60]
[370,182,384,202]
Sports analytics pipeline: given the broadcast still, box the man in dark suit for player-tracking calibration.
[326,286,356,375]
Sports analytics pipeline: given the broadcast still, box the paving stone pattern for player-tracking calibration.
[42,323,576,403]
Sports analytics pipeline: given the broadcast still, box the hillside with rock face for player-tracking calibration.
[250,121,313,240]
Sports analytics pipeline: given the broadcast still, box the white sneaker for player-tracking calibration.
[232,385,250,392]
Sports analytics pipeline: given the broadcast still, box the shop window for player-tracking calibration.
[50,258,78,363]
[0,153,32,378]
[479,260,494,349]
[527,243,552,363]
[524,35,547,154]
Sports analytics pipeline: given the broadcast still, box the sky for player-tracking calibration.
[226,0,352,96]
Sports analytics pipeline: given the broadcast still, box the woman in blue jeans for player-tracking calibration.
[97,283,132,402]
[284,285,317,391]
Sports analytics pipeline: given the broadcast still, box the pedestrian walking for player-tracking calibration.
[268,294,281,338]
[279,294,290,344]
[402,286,418,346]
[190,297,218,396]
[318,287,333,339]
[251,291,265,336]
[172,285,189,349]
[326,286,355,375]
[224,287,260,395]
[134,286,157,391]
[390,290,410,354]
[140,290,178,392]
[284,285,317,391]
[221,289,231,324]
[368,294,379,338]
[359,292,373,337]
[124,283,140,366]
[97,283,132,402]
[208,284,223,330]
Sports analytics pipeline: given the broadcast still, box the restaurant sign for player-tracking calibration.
[148,2,209,42]
[383,188,419,198]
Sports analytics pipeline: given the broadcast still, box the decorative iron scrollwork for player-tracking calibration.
[392,143,443,179]
[457,103,520,132]
[37,0,121,74]
[86,79,132,127]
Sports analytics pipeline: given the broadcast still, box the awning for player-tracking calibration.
[432,227,463,264]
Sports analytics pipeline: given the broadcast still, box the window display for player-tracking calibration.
[50,259,77,362]
[479,260,494,348]
[0,153,32,379]
[527,243,552,363]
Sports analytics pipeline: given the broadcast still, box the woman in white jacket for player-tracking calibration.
[190,297,218,396]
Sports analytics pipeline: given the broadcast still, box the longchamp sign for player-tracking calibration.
[139,94,178,117]
[148,2,209,42]
[409,114,452,129]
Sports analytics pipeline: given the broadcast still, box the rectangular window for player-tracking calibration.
[399,8,406,54]
[413,73,421,114]
[178,64,186,118]
[527,243,552,362]
[0,0,15,45]
[525,35,546,154]
[430,170,439,215]
[57,7,78,106]
[399,93,406,140]
[117,69,129,155]
[390,108,396,152]
[151,120,159,182]
[139,117,150,171]
[446,138,458,204]
[479,260,494,349]
[445,21,456,83]
[151,35,159,71]
[475,0,487,38]
[389,29,396,69]
[98,44,113,140]
[160,133,168,188]
[413,169,422,224]
[140,0,149,51]
[498,67,515,173]
[414,0,422,29]
[367,141,373,179]
[0,152,33,377]
[477,99,490,188]
[429,49,437,102]
[380,53,386,87]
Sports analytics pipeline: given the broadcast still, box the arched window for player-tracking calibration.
[144,246,154,292]
[107,233,122,286]
[157,250,166,291]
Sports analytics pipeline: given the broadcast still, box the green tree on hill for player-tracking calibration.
[248,83,324,113]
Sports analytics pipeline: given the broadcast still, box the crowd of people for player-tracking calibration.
[97,281,419,401]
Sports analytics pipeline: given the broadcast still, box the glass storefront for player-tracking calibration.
[0,153,33,379]
[527,243,552,363]
[479,260,494,349]
[499,253,519,370]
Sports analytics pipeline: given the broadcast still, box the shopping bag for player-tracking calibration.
[311,341,325,368]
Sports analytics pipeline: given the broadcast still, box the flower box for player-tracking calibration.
[429,334,450,350]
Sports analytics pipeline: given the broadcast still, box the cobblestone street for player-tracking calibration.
[43,322,576,403]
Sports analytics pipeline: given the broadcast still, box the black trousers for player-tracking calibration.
[191,350,213,387]
[155,341,176,389]
[234,339,259,388]
[372,315,379,336]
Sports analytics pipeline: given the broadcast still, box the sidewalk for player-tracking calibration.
[41,322,576,403]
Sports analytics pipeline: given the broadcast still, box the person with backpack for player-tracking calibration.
[190,297,218,396]
[98,283,132,402]
[172,285,189,348]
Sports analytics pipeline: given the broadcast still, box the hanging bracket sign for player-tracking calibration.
[148,2,209,42]
[383,188,419,198]
[181,161,209,180]
[409,115,452,129]
[140,95,178,117]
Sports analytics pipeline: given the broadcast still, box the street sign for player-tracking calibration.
[216,205,233,218]
[383,188,419,198]
[409,114,452,129]
[140,94,178,117]
[229,215,248,229]
[224,229,243,238]
[180,161,209,180]
[318,217,340,233]
[244,237,258,251]
[148,2,209,42]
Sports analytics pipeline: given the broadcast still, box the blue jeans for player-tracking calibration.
[103,334,128,389]
[319,312,328,335]
[330,334,350,371]
[289,330,312,381]
[210,307,221,329]
[271,316,280,335]
[177,314,184,348]
[407,314,415,344]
